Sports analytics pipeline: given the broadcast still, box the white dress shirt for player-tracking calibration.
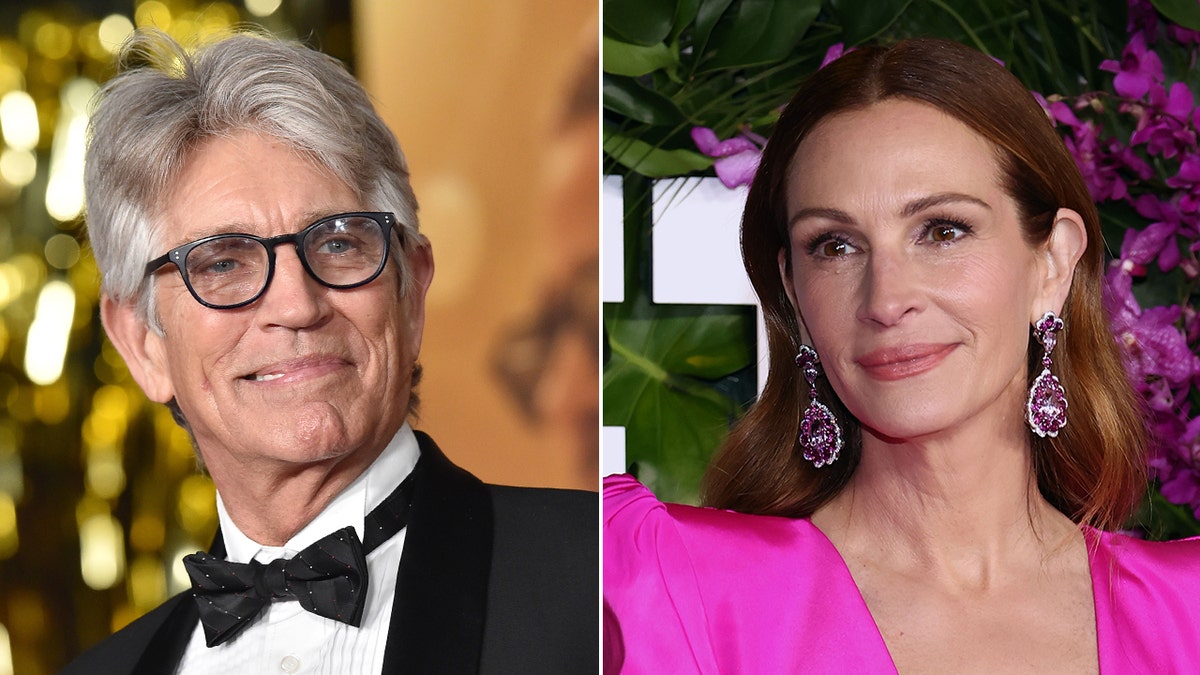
[175,424,421,674]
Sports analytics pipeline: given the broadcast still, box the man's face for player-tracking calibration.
[105,130,432,479]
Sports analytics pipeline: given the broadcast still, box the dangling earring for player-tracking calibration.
[1027,311,1068,438]
[796,345,844,467]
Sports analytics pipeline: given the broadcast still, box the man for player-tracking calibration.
[64,29,596,674]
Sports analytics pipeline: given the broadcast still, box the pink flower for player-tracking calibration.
[1100,33,1164,100]
[1168,24,1200,46]
[690,126,762,188]
[1104,268,1197,387]
[1155,414,1200,517]
[1129,83,1195,159]
[1060,124,1133,202]
[820,43,848,69]
[1123,219,1178,268]
[1126,0,1159,37]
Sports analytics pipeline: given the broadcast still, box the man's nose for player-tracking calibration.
[255,244,330,328]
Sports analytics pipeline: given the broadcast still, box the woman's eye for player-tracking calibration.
[809,236,855,258]
[925,221,969,243]
[820,240,848,257]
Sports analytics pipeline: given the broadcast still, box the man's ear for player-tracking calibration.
[99,295,175,403]
[403,236,435,357]
[1033,208,1088,322]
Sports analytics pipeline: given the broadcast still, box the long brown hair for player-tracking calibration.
[702,38,1147,531]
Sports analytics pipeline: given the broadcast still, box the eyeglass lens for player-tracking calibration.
[183,215,387,307]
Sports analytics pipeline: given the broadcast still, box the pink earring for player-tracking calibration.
[796,345,843,467]
[1027,311,1067,438]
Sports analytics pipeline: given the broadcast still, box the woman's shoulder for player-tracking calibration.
[604,473,818,546]
[604,473,847,604]
[603,474,892,673]
[1086,528,1200,666]
[1091,527,1200,574]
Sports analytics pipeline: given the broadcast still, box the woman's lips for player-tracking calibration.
[855,343,957,381]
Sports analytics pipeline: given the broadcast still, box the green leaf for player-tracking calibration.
[604,128,714,177]
[604,356,731,503]
[603,36,680,77]
[604,0,678,46]
[657,311,753,378]
[1152,0,1200,32]
[693,0,736,59]
[1131,486,1200,541]
[829,0,913,44]
[604,75,685,125]
[603,299,753,503]
[702,0,822,70]
[671,0,703,42]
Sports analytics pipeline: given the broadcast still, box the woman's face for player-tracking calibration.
[780,99,1049,442]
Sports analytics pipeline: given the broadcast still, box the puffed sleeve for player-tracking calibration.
[603,474,717,674]
[1091,529,1200,670]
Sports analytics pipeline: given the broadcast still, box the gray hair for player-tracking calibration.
[85,28,422,328]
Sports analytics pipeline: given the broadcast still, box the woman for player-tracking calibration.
[604,38,1200,673]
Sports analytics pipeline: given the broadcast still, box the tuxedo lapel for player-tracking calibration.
[128,593,199,675]
[381,431,494,674]
[126,528,227,673]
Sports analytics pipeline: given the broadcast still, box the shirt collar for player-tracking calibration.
[215,422,421,564]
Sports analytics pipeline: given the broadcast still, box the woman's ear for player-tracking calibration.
[778,247,798,310]
[1033,208,1088,322]
[777,246,811,343]
[100,295,176,403]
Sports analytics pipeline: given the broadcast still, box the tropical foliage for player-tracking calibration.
[602,0,1200,539]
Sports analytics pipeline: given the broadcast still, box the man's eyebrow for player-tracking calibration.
[166,208,351,245]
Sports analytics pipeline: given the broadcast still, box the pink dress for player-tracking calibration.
[604,473,1200,673]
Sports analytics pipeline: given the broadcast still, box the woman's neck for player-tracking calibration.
[811,422,1078,586]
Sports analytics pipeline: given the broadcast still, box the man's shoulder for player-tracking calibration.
[63,591,192,675]
[487,483,596,517]
[487,484,596,542]
[480,484,598,672]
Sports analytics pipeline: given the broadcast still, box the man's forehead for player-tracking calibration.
[155,132,358,242]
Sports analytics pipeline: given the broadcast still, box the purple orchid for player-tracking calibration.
[1126,0,1160,37]
[690,126,763,188]
[1121,217,1178,271]
[820,43,848,69]
[1100,32,1164,100]
[1081,0,1200,525]
[1104,268,1196,387]
[1168,24,1200,46]
[1129,82,1195,159]
[1156,413,1200,517]
[1060,124,1134,202]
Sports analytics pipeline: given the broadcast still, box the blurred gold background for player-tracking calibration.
[0,0,597,671]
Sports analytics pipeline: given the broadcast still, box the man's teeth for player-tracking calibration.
[252,372,284,382]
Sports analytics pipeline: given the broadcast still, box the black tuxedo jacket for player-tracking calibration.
[63,432,598,674]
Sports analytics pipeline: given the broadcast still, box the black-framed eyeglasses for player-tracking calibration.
[143,211,400,309]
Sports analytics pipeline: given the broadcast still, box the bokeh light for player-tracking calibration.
[97,14,134,54]
[245,0,283,18]
[0,3,362,670]
[0,91,38,151]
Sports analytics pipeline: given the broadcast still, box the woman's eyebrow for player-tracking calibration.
[787,207,854,228]
[900,192,991,217]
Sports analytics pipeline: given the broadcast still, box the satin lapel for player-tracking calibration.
[130,527,224,673]
[130,594,199,675]
[381,431,494,674]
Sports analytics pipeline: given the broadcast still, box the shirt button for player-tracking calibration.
[280,655,301,673]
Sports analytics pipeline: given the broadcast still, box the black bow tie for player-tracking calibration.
[183,465,419,648]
